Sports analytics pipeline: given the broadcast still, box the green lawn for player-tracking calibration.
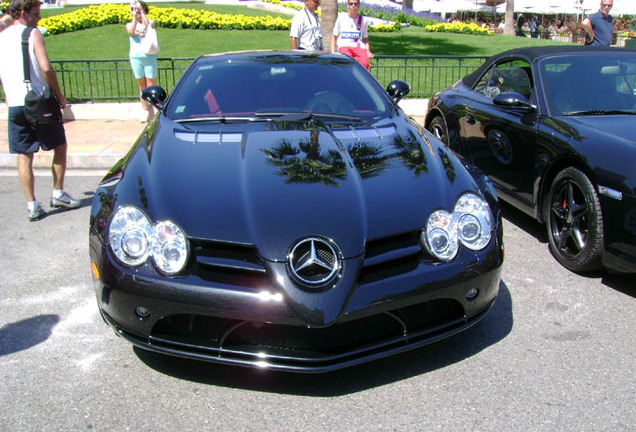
[40,3,571,60]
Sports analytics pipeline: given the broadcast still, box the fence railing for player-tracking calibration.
[1,55,489,103]
[372,55,488,97]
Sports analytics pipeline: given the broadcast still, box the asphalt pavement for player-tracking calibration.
[0,99,428,170]
[1,173,634,432]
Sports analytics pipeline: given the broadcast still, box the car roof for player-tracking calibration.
[462,45,636,88]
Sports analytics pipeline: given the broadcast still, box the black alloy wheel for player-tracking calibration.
[546,167,603,272]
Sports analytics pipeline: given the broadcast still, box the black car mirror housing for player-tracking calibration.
[387,80,411,104]
[141,85,168,111]
[493,92,536,111]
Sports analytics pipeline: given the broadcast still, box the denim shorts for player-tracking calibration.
[130,55,158,80]
[7,106,66,154]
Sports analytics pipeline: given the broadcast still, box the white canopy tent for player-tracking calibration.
[413,0,491,14]
[413,0,636,16]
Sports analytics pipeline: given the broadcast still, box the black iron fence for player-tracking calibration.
[1,55,489,103]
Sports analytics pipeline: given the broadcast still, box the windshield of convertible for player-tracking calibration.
[165,54,392,122]
[539,53,636,116]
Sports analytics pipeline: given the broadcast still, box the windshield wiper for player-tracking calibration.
[174,111,365,124]
[174,115,255,124]
[255,111,363,122]
[563,109,636,116]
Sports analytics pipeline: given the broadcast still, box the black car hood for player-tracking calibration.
[565,116,636,144]
[115,117,477,261]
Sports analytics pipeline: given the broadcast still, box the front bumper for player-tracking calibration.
[90,226,503,373]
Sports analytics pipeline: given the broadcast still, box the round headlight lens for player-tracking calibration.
[152,220,188,275]
[424,210,458,261]
[109,206,152,266]
[454,193,492,250]
[458,214,481,243]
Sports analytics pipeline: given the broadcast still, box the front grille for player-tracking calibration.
[148,298,469,371]
[189,239,270,289]
[188,231,434,289]
[359,231,432,285]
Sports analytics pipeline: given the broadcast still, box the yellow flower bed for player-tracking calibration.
[38,4,292,36]
[425,22,493,36]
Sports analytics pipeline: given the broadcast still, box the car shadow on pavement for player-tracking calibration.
[500,201,547,244]
[602,274,636,298]
[134,282,513,395]
[0,314,60,356]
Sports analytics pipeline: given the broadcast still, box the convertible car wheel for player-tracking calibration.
[428,116,449,146]
[546,167,603,272]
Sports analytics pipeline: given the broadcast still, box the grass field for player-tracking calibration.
[40,2,571,60]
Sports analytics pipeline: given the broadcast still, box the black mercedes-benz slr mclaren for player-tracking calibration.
[89,51,504,372]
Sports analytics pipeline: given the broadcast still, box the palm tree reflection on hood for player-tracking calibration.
[263,128,441,185]
[262,130,390,186]
[392,131,429,177]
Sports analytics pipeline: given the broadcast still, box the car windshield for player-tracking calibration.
[539,53,636,116]
[165,54,393,122]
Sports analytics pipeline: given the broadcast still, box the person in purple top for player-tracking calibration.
[581,0,614,46]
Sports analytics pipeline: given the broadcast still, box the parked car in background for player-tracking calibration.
[89,51,504,373]
[426,46,636,275]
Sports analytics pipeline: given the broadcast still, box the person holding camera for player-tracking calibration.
[126,0,159,123]
[0,0,79,222]
[289,0,322,51]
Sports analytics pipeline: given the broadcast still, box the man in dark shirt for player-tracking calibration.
[581,0,613,46]
[515,13,525,37]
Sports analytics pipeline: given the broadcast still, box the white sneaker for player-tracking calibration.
[50,191,80,209]
[28,203,46,221]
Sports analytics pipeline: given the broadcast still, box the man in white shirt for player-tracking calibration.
[0,0,79,221]
[290,0,322,51]
[330,0,374,69]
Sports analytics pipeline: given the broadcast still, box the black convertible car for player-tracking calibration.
[426,46,636,275]
[89,51,504,372]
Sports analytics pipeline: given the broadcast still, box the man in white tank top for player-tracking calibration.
[0,0,79,221]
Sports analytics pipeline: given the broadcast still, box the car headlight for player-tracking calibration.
[422,193,493,262]
[152,220,188,275]
[108,205,189,275]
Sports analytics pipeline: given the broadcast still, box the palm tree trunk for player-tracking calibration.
[505,0,515,36]
[321,0,338,51]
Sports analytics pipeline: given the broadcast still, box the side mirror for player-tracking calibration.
[141,85,167,111]
[493,92,535,110]
[386,80,411,104]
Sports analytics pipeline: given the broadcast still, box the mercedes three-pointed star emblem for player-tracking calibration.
[287,237,341,287]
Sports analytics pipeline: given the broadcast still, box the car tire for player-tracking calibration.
[428,116,449,146]
[545,167,603,272]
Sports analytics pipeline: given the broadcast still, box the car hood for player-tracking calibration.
[113,117,479,261]
[565,116,636,144]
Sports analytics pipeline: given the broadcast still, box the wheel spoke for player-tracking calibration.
[571,226,586,252]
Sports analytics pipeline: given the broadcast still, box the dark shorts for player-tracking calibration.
[8,106,66,154]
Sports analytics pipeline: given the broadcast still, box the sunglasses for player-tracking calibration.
[601,3,612,7]
[348,2,360,5]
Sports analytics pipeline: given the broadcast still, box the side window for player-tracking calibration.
[474,67,495,96]
[475,59,533,100]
